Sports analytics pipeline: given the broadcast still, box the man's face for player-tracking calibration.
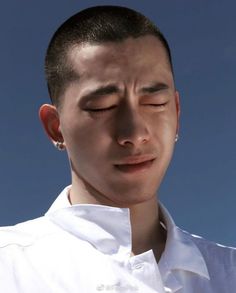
[58,35,180,207]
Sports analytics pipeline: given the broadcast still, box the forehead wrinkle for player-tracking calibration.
[66,40,141,80]
[66,37,174,91]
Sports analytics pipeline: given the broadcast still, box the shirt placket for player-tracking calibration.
[126,250,166,293]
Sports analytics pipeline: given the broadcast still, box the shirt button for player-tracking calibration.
[134,263,143,269]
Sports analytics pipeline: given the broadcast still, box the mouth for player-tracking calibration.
[114,156,156,174]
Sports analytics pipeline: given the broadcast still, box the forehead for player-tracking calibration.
[67,35,173,84]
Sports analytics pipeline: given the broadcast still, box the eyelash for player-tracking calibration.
[85,105,116,113]
[146,102,167,107]
[85,102,167,113]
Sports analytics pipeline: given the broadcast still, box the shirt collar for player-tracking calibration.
[158,204,210,280]
[45,186,209,280]
[45,186,132,256]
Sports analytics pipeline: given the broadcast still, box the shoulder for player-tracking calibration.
[0,216,59,249]
[181,227,236,271]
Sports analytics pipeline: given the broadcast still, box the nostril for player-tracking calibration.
[117,134,149,147]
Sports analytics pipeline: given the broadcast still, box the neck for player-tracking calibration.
[129,196,166,261]
[69,174,166,262]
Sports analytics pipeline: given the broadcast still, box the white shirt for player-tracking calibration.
[0,186,235,293]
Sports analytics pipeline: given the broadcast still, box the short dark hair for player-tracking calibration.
[45,5,173,108]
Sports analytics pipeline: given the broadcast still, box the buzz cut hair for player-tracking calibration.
[45,5,173,108]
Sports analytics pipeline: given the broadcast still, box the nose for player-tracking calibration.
[115,106,150,148]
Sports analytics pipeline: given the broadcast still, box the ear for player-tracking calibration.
[174,90,181,135]
[39,104,64,144]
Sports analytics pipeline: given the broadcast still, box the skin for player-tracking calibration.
[39,35,180,260]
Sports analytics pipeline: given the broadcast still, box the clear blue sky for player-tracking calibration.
[0,0,235,246]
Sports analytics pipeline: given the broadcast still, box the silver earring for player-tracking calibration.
[175,134,179,142]
[55,141,65,151]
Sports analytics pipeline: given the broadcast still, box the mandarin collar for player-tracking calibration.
[45,186,132,256]
[158,204,210,280]
[45,186,209,280]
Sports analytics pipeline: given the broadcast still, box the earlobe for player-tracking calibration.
[39,104,64,144]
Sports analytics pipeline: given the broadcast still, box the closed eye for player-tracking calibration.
[142,102,168,108]
[144,102,168,107]
[84,105,116,113]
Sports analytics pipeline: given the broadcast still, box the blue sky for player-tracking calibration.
[0,0,235,246]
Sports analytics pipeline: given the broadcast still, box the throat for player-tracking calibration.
[131,223,166,262]
[129,198,167,262]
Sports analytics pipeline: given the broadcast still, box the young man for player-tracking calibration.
[0,6,235,293]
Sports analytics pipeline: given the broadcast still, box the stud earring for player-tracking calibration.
[175,134,179,142]
[55,141,65,151]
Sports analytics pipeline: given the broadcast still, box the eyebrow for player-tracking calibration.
[80,85,121,101]
[79,81,169,104]
[140,82,168,94]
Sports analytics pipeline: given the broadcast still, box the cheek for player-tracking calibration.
[150,109,177,162]
[151,111,176,141]
[62,117,110,161]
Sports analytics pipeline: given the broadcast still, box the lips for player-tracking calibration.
[114,155,156,173]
